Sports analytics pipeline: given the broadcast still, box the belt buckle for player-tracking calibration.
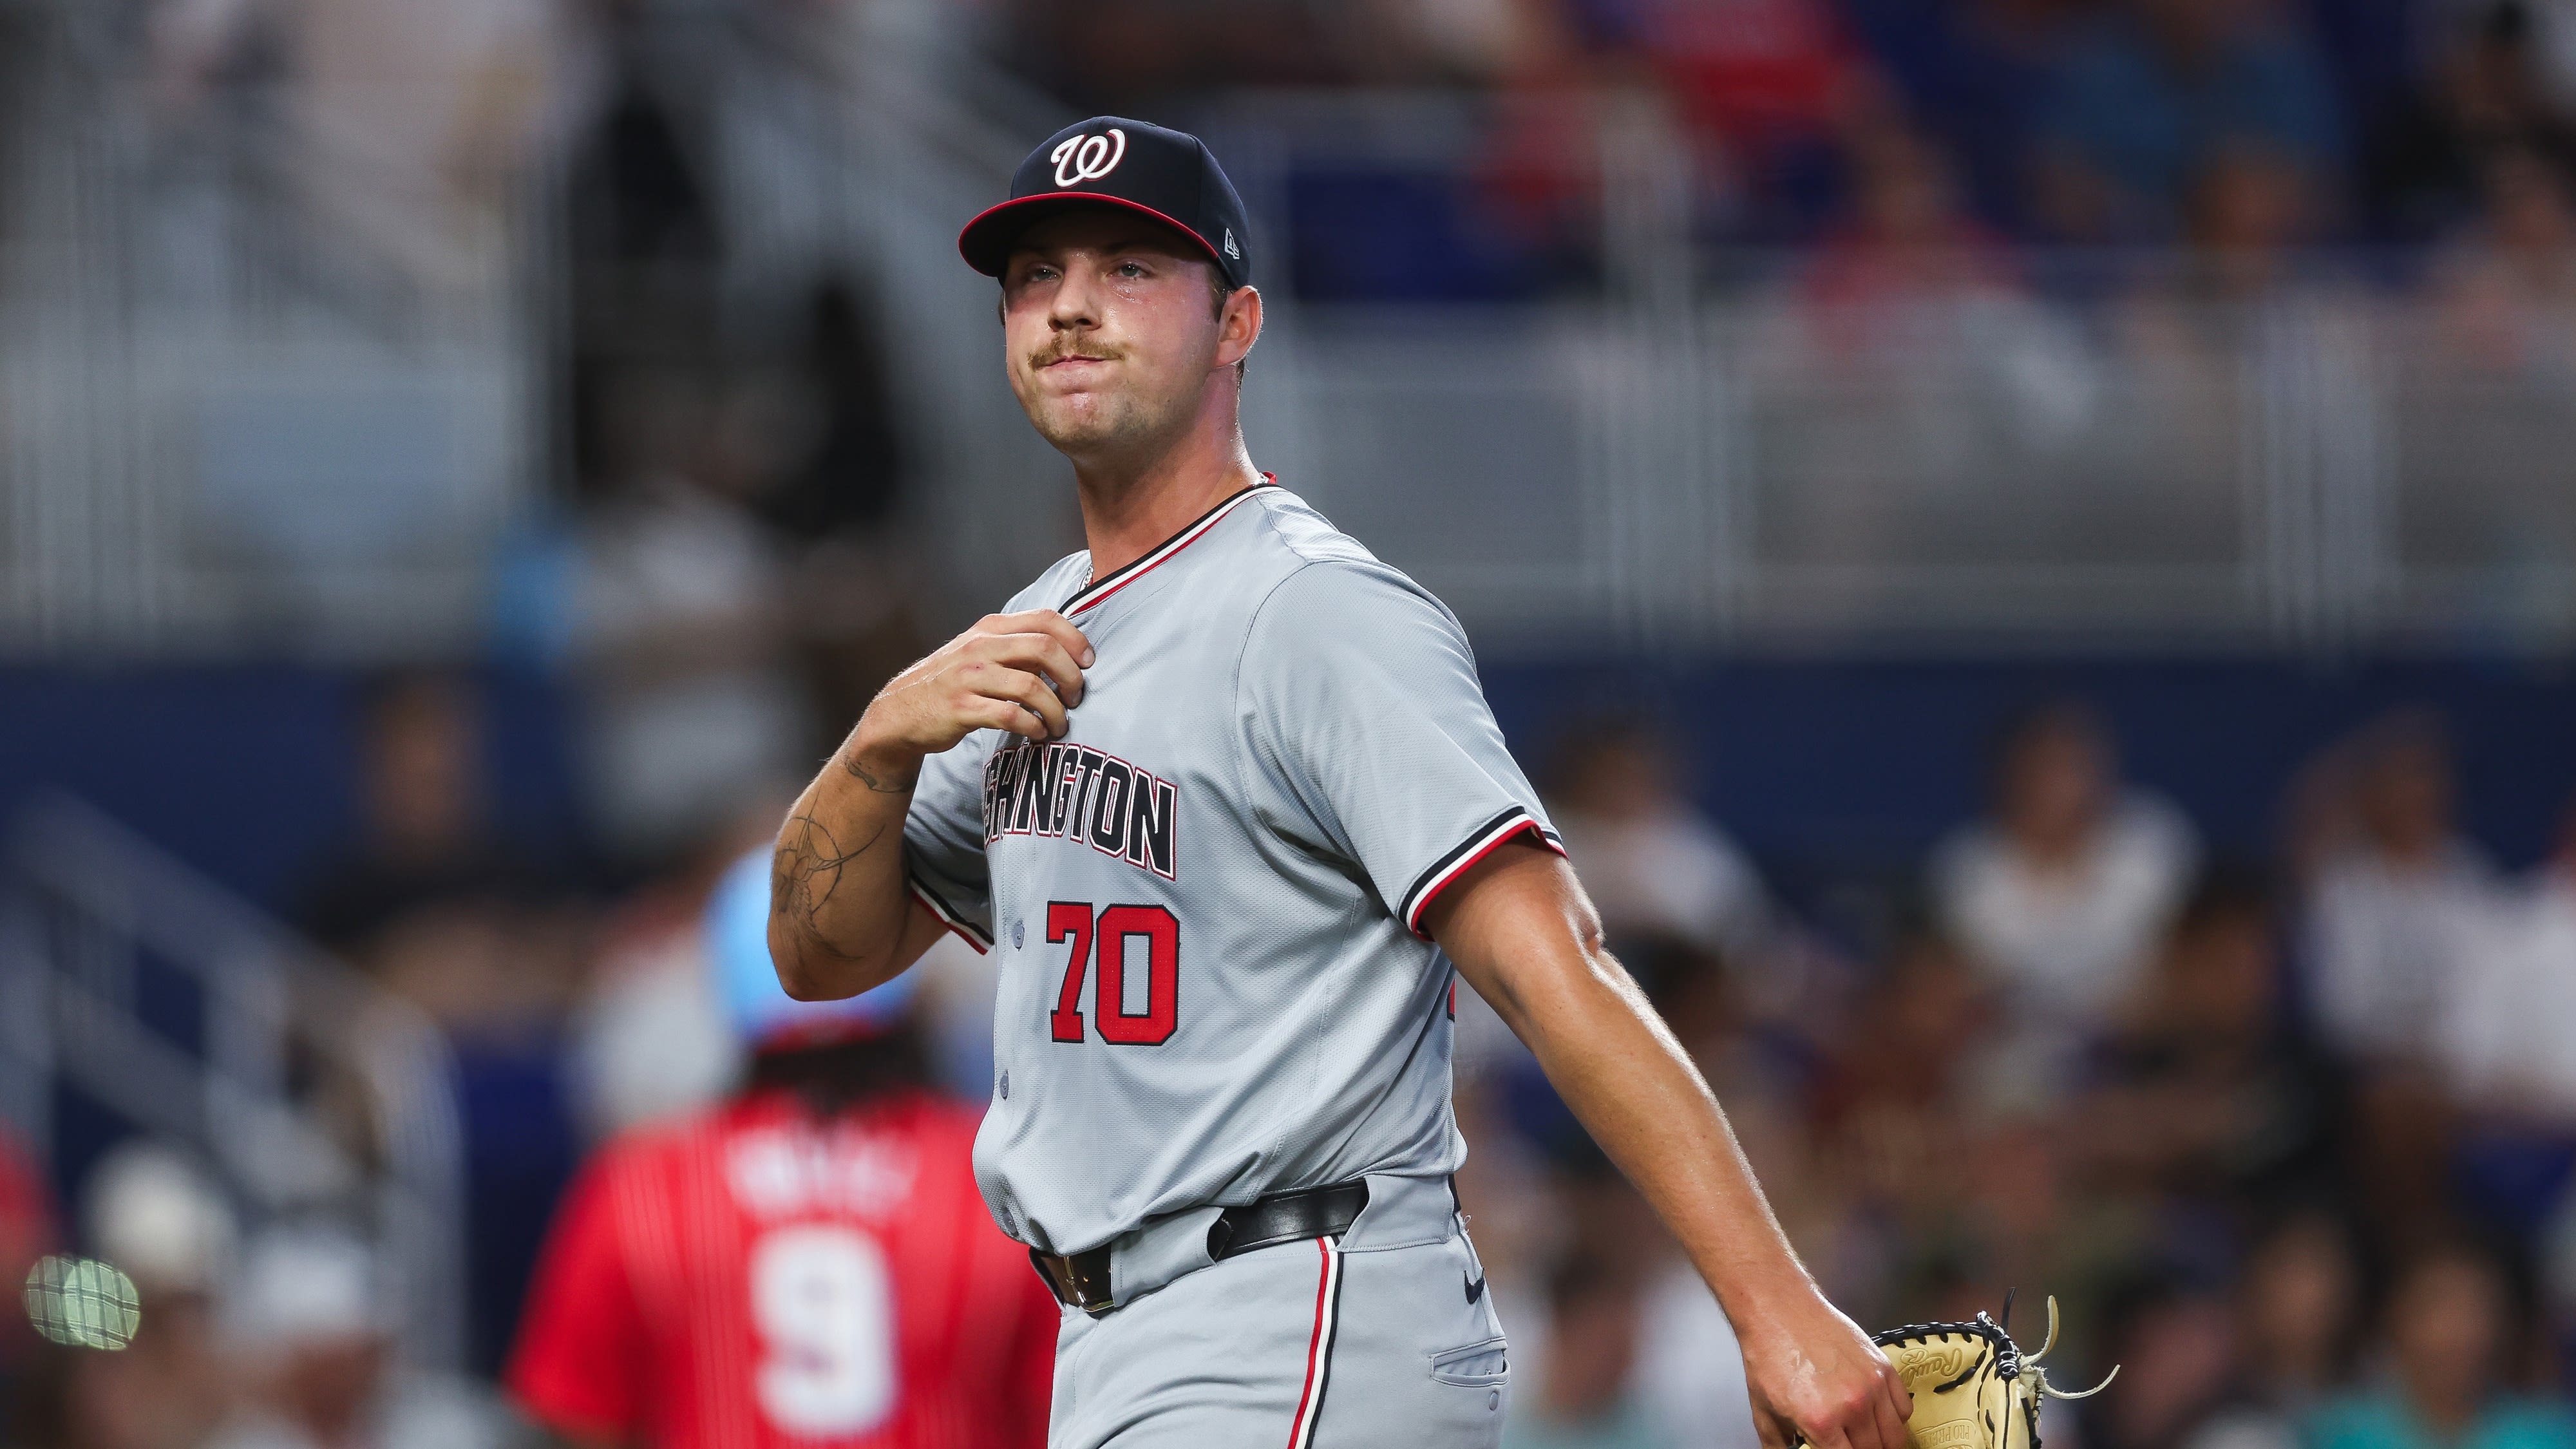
[1035,1249,1117,1318]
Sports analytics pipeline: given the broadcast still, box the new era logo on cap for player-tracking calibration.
[959,117,1254,291]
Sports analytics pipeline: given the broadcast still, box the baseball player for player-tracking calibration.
[767,117,1914,1449]
[508,849,1059,1448]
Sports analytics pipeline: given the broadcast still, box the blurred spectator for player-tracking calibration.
[509,848,1058,1448]
[296,672,556,965]
[1810,925,1991,1209]
[2033,0,2345,242]
[2092,1284,2240,1449]
[2289,712,2497,1252]
[991,0,1350,111]
[1781,114,2098,457]
[753,278,938,757]
[33,1144,243,1449]
[1833,0,2083,234]
[1376,0,1582,82]
[2077,871,2347,1215]
[2292,710,2497,1066]
[1504,1256,1667,1449]
[1633,1258,1759,1449]
[1803,927,2116,1324]
[565,807,775,1141]
[1929,701,2199,1058]
[746,278,907,542]
[1604,0,1879,238]
[2432,799,2576,1251]
[2307,1242,2576,1449]
[84,1144,239,1300]
[147,0,579,298]
[2181,1213,2361,1449]
[558,368,808,867]
[2179,144,2324,300]
[288,670,585,1370]
[1814,923,1989,1160]
[2434,147,2576,372]
[1543,717,1774,963]
[1795,117,2043,365]
[2440,800,2576,1122]
[567,54,718,289]
[2367,2,2576,245]
[567,789,1001,1135]
[209,1225,513,1449]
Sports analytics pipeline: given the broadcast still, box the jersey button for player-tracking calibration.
[1012,920,1026,949]
[998,1071,1011,1101]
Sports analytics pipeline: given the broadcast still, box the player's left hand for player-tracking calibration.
[1738,1288,1915,1449]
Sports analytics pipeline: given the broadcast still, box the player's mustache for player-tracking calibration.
[1029,339,1124,369]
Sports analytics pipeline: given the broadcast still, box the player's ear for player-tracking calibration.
[1215,285,1261,372]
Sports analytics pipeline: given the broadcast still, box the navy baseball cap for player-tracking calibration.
[958,117,1253,290]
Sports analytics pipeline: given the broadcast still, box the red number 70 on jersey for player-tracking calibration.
[1046,902,1180,1045]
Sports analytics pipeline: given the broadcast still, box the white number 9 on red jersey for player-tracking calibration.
[750,1224,897,1437]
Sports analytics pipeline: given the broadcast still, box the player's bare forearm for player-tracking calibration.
[1426,843,1912,1449]
[1426,844,1806,1311]
[768,609,1093,999]
[768,732,936,999]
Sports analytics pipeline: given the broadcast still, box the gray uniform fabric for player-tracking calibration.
[902,482,1559,1258]
[1048,1173,1511,1449]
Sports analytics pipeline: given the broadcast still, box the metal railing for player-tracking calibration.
[0,795,466,1368]
[1246,282,2576,656]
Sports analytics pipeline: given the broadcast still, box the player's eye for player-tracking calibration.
[1115,261,1146,279]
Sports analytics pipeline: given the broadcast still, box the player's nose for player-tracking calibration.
[1047,265,1101,329]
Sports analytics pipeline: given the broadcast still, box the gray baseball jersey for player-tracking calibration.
[901,481,1560,1255]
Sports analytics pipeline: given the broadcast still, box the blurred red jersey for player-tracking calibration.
[0,1126,56,1367]
[508,1088,1057,1449]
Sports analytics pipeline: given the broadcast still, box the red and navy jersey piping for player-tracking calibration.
[1399,808,1567,940]
[1062,476,1274,616]
[907,871,993,953]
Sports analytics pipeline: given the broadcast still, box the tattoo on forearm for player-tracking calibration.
[771,813,887,959]
[840,752,917,793]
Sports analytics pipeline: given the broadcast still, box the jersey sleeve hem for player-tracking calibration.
[1398,808,1567,940]
[907,872,993,953]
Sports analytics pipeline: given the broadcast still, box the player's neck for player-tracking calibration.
[1071,402,1260,580]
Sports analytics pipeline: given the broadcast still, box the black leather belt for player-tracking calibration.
[1030,1179,1370,1317]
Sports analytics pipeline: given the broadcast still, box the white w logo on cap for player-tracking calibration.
[1050,129,1128,188]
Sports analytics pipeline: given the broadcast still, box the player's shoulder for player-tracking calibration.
[1235,487,1457,627]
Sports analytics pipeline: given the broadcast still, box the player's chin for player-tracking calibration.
[1029,404,1128,453]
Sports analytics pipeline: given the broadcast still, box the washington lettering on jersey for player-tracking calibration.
[980,739,1178,880]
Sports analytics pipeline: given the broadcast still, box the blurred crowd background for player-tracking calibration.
[1,0,2575,1446]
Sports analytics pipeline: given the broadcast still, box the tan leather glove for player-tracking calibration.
[1856,1298,2117,1449]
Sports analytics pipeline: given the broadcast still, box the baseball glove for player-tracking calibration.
[1857,1296,2117,1449]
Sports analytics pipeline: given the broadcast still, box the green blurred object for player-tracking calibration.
[22,1254,141,1351]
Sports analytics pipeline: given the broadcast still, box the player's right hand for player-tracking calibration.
[849,611,1094,774]
[1741,1292,1914,1449]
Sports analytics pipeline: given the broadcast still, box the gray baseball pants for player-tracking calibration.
[1046,1173,1512,1448]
